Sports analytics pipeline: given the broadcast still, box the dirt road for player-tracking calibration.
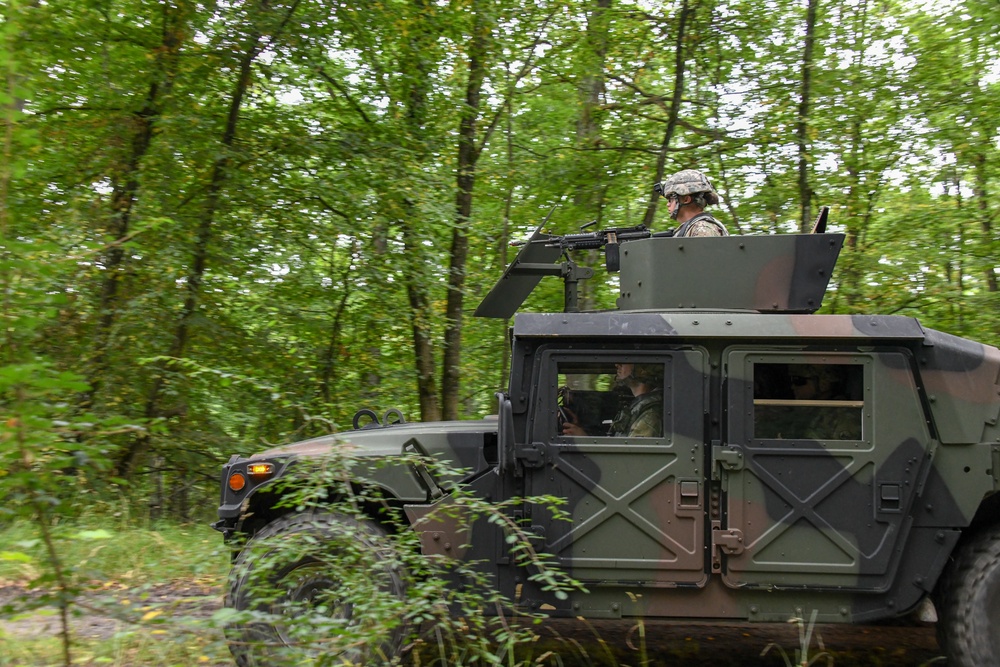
[526,617,942,666]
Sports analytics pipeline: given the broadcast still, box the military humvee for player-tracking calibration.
[214,224,1000,667]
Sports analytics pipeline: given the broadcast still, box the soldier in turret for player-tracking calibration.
[655,169,729,237]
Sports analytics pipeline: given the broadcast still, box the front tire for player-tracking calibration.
[937,527,1000,667]
[225,512,407,667]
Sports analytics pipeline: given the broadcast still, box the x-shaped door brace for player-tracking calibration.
[543,445,699,560]
[736,454,893,563]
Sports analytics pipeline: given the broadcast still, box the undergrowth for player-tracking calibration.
[0,515,229,666]
[0,518,226,586]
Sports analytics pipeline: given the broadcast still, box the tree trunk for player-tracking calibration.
[797,0,819,233]
[405,246,441,421]
[81,3,189,409]
[400,0,441,422]
[318,241,355,406]
[969,31,997,295]
[567,0,612,313]
[497,96,515,399]
[115,4,277,477]
[441,1,490,420]
[973,151,997,293]
[642,0,690,228]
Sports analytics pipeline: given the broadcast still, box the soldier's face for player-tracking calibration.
[667,195,680,216]
[616,363,634,381]
[792,375,818,399]
[667,194,692,215]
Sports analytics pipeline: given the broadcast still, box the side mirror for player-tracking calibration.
[496,392,515,474]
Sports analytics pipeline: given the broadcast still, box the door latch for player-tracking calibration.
[713,527,745,555]
[710,522,745,573]
[712,444,744,479]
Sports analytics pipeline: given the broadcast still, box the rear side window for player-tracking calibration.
[753,362,864,440]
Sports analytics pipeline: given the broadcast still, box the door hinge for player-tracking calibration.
[712,444,744,479]
[514,443,546,468]
[404,438,445,500]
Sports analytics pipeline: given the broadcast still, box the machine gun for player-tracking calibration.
[477,220,661,318]
[514,223,659,272]
[477,204,841,320]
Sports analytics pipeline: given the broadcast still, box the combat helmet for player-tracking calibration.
[634,363,663,383]
[621,363,664,388]
[655,169,721,208]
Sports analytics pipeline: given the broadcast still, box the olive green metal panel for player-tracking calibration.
[722,350,931,590]
[525,349,709,586]
[918,328,1000,445]
[617,233,843,313]
[474,229,563,319]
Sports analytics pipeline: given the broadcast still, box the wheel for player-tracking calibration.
[225,512,407,667]
[936,526,1000,667]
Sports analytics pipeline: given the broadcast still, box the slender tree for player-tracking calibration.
[442,0,493,420]
[81,2,192,410]
[642,0,692,227]
[796,0,818,232]
[117,0,303,477]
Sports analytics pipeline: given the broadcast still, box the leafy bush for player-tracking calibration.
[220,452,585,666]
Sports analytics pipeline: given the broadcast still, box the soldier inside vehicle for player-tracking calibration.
[753,362,864,441]
[558,361,664,438]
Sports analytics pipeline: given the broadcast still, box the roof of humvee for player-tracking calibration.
[512,311,927,340]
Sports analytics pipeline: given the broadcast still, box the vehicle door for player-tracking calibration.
[520,348,710,587]
[720,349,933,591]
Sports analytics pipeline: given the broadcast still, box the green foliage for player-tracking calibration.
[0,0,995,520]
[0,520,227,585]
[0,519,230,667]
[224,452,585,665]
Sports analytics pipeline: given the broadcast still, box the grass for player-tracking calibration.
[0,630,232,667]
[0,516,230,666]
[0,516,944,667]
[0,519,228,586]
[760,610,833,667]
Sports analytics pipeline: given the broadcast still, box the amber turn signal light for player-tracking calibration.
[248,462,275,479]
[228,472,246,492]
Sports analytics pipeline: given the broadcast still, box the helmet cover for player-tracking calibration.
[657,169,720,205]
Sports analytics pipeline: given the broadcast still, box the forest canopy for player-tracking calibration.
[2,0,997,516]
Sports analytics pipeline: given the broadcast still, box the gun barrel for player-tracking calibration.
[515,225,651,252]
[550,226,651,250]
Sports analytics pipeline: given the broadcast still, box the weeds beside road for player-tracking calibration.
[0,521,943,666]
[0,577,942,667]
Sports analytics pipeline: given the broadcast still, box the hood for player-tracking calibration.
[249,418,498,461]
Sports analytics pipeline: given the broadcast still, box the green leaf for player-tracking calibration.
[72,529,113,541]
[0,551,34,563]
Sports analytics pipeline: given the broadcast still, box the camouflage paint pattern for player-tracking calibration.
[215,232,1000,630]
[215,420,500,537]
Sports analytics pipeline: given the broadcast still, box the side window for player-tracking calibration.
[556,360,665,438]
[753,362,864,440]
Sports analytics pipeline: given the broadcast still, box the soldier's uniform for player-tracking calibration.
[674,212,727,238]
[609,388,663,438]
[768,365,861,441]
[802,406,861,440]
[767,405,860,441]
